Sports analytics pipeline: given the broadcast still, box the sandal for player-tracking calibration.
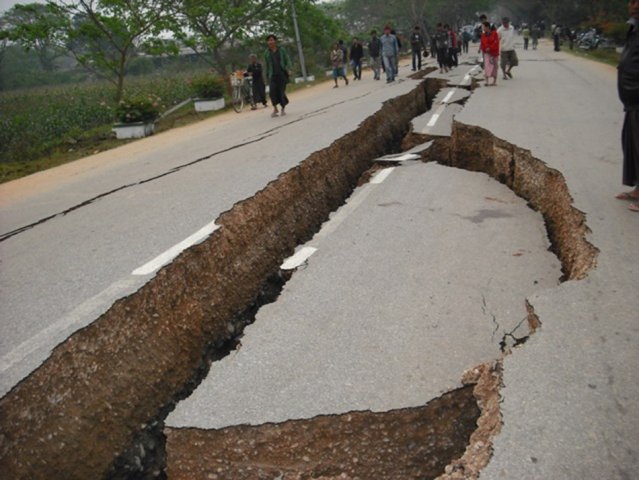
[629,203,639,212]
[616,191,639,201]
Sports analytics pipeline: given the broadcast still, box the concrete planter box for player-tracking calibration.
[294,75,316,84]
[112,122,155,139]
[193,97,225,112]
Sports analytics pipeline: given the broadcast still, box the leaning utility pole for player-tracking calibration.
[290,0,308,79]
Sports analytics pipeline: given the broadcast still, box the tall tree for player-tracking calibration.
[172,0,285,81]
[1,3,66,71]
[44,0,177,101]
[506,0,626,26]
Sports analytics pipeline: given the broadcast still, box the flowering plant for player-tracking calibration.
[189,73,225,99]
[115,94,163,124]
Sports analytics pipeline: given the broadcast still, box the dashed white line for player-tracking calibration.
[281,246,318,270]
[132,220,220,276]
[462,65,480,85]
[426,104,447,128]
[442,90,456,104]
[371,167,396,184]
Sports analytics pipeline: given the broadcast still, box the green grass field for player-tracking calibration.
[0,71,325,183]
[0,73,198,183]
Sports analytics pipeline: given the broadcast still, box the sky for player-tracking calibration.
[1,0,44,14]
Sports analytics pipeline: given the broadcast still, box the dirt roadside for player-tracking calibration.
[0,79,336,208]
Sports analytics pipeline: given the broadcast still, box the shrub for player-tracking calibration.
[601,22,628,45]
[115,94,163,123]
[189,73,225,99]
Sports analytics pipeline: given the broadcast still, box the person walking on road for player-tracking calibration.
[369,30,382,80]
[480,21,499,86]
[330,42,349,88]
[446,24,459,67]
[380,25,399,83]
[522,24,530,50]
[462,28,471,54]
[531,24,540,50]
[350,37,364,80]
[264,34,292,117]
[338,39,348,77]
[247,54,267,108]
[434,23,450,73]
[616,0,639,212]
[410,26,425,71]
[553,24,562,51]
[497,17,518,79]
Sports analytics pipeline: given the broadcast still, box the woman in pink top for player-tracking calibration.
[480,22,499,86]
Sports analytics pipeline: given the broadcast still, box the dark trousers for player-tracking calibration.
[554,35,560,51]
[448,47,458,67]
[352,59,362,79]
[622,110,639,187]
[411,48,422,70]
[269,74,288,108]
[524,38,529,50]
[252,78,267,105]
[436,48,447,69]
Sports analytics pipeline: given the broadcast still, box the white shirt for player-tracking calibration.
[497,25,516,51]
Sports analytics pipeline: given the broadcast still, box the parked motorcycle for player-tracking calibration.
[578,29,601,50]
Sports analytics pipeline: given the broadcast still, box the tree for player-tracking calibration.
[334,0,496,37]
[0,3,66,71]
[172,0,290,84]
[505,0,627,26]
[45,0,178,101]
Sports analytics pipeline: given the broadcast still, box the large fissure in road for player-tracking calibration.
[0,79,438,480]
[0,73,599,480]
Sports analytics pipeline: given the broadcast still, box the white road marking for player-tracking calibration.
[371,167,396,184]
[376,153,421,162]
[442,90,456,104]
[132,220,220,276]
[426,104,447,128]
[0,277,141,377]
[281,246,318,270]
[462,65,481,85]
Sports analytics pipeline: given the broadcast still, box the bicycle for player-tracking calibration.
[231,71,256,113]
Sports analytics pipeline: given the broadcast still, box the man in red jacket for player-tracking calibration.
[480,22,499,86]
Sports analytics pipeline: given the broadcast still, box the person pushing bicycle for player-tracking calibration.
[246,53,267,109]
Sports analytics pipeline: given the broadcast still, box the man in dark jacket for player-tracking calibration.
[369,30,381,80]
[410,26,425,71]
[616,0,639,211]
[350,37,364,80]
[264,34,292,118]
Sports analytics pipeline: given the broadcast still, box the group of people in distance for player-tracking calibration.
[332,25,402,86]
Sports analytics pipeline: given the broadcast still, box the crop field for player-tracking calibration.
[0,73,199,181]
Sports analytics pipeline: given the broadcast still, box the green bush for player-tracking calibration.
[602,22,628,45]
[115,94,163,123]
[189,73,225,99]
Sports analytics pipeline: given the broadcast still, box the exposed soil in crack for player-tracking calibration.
[165,385,480,480]
[435,362,503,480]
[0,70,600,480]
[0,79,436,480]
[406,122,598,281]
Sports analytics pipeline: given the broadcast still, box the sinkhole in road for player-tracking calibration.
[0,73,598,480]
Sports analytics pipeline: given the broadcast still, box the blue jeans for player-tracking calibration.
[383,55,395,81]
